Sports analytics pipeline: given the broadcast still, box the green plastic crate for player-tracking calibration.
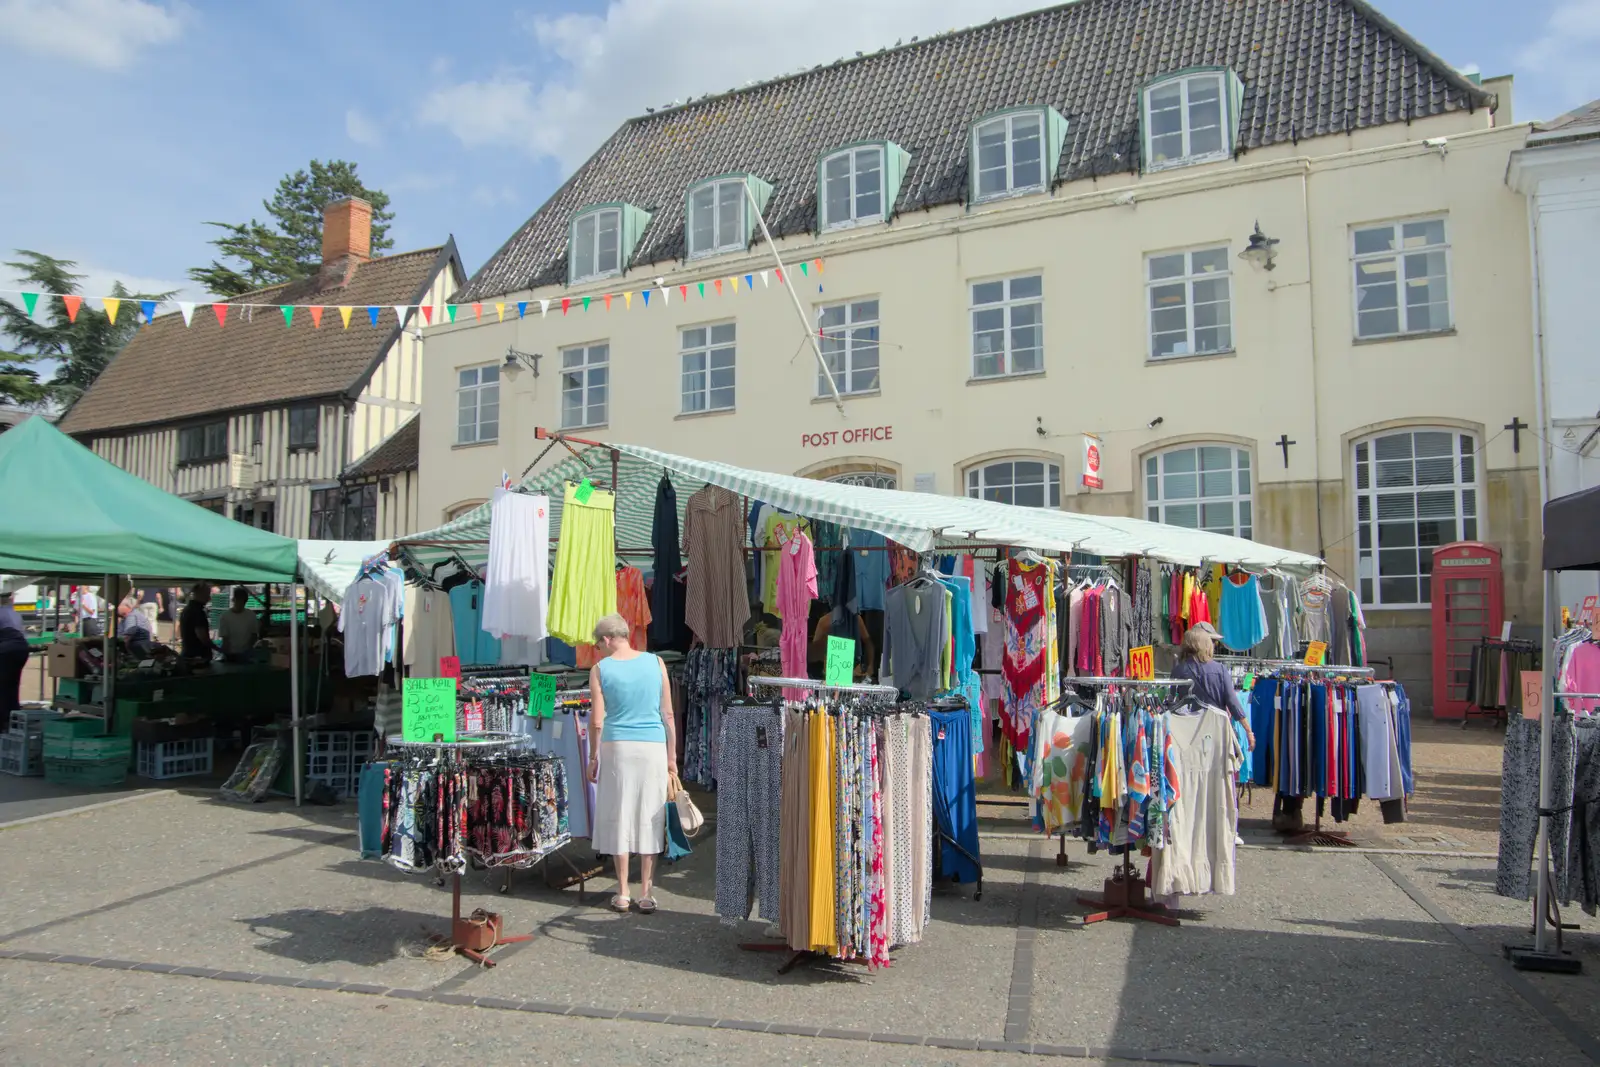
[70,736,131,761]
[45,717,107,740]
[43,757,128,788]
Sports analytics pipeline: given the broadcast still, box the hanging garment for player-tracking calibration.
[574,567,653,669]
[1497,712,1577,901]
[882,582,950,700]
[760,514,812,621]
[1002,559,1054,767]
[481,488,551,644]
[402,586,456,678]
[1562,723,1600,916]
[1032,705,1094,834]
[648,476,687,650]
[448,579,502,667]
[1218,574,1268,652]
[1356,685,1400,800]
[512,700,595,837]
[851,531,890,612]
[342,570,402,677]
[777,531,818,694]
[714,706,785,924]
[1150,709,1240,897]
[683,485,750,649]
[806,711,839,955]
[547,481,617,645]
[929,708,981,883]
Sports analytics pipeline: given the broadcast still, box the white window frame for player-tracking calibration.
[971,110,1047,202]
[560,343,609,430]
[969,274,1044,379]
[1350,216,1453,340]
[1142,71,1229,171]
[455,363,499,445]
[570,206,622,283]
[964,458,1061,509]
[680,321,736,414]
[825,467,897,490]
[816,298,881,397]
[1352,428,1481,609]
[1144,444,1253,539]
[687,177,748,259]
[821,145,886,230]
[1145,246,1234,359]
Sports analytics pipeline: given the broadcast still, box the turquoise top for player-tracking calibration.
[595,652,666,743]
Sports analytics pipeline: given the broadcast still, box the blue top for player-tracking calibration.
[596,652,666,743]
[0,605,26,653]
[1219,574,1267,652]
[1170,657,1247,723]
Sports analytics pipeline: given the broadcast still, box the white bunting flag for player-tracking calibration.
[661,286,670,305]
[393,305,409,326]
[760,270,770,288]
[177,301,195,327]
[539,299,549,318]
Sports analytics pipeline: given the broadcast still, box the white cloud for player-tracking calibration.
[345,107,382,148]
[1457,61,1480,77]
[1515,0,1600,122]
[0,0,184,72]
[419,0,1040,169]
[1,257,200,308]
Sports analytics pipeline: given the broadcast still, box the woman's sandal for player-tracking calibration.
[609,894,631,912]
[637,897,658,915]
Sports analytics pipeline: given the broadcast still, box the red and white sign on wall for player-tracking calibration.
[801,425,894,448]
[1081,433,1104,490]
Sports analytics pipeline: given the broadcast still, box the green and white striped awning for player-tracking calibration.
[391,438,1323,577]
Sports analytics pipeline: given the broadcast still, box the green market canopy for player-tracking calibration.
[394,438,1324,575]
[0,418,300,584]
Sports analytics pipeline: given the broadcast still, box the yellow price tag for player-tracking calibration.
[1128,645,1154,680]
[1304,641,1327,666]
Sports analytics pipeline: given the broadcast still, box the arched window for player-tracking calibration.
[1144,444,1252,538]
[827,468,897,490]
[1353,428,1479,608]
[966,458,1060,508]
[443,498,485,523]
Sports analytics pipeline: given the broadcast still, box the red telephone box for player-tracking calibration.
[1430,542,1504,720]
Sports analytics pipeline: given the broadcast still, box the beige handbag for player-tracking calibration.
[668,772,704,836]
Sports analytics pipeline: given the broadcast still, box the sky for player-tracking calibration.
[0,0,1597,308]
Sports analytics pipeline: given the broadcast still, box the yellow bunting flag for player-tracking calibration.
[623,291,632,309]
[730,275,740,293]
[338,305,354,328]
[495,303,505,322]
[102,297,121,324]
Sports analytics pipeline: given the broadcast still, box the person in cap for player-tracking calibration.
[1171,622,1253,748]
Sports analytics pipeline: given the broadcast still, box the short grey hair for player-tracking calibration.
[1180,626,1214,663]
[592,613,629,642]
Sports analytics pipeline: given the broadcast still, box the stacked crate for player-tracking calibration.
[0,706,56,776]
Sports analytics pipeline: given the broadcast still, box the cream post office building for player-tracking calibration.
[420,0,1540,711]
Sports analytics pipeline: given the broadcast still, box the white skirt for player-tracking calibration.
[592,741,668,856]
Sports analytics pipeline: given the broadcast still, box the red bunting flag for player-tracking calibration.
[679,285,688,301]
[420,305,433,325]
[714,279,723,295]
[472,303,483,320]
[61,294,82,323]
[814,259,824,274]
[212,303,228,327]
[776,268,785,284]
[309,306,324,328]
[603,293,611,310]
[561,297,571,315]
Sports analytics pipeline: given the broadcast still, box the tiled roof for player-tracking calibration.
[60,243,461,436]
[345,413,419,478]
[1530,98,1600,143]
[459,0,1490,301]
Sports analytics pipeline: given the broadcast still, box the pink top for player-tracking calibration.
[1561,641,1600,715]
[777,532,818,697]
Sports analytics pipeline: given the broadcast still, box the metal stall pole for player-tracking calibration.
[291,578,302,807]
[100,574,116,730]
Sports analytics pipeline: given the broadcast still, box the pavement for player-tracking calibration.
[3,717,1598,1066]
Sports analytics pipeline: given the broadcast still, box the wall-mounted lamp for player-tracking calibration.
[501,347,543,382]
[1238,221,1280,272]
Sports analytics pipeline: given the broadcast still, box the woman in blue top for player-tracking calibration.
[588,613,677,914]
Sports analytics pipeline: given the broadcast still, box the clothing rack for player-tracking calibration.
[746,676,900,699]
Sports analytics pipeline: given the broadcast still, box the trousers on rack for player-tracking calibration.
[1497,714,1576,901]
[1563,724,1600,915]
[929,708,981,884]
[714,708,785,925]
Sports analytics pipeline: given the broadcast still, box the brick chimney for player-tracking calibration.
[321,197,372,277]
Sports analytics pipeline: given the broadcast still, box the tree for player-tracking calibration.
[0,251,173,407]
[189,159,395,296]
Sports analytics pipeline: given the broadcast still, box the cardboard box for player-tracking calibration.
[48,640,82,678]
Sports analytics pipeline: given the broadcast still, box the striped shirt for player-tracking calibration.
[683,485,749,648]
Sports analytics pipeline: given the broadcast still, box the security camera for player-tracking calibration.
[1148,416,1164,429]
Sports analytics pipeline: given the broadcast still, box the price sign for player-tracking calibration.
[572,478,595,505]
[1581,596,1598,627]
[825,636,856,687]
[1521,671,1543,721]
[1128,645,1154,680]
[529,672,557,719]
[439,656,461,680]
[1304,641,1327,666]
[402,677,457,743]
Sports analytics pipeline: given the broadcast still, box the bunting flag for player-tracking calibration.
[0,255,826,333]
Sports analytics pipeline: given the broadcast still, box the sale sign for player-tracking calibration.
[1128,645,1154,680]
[1304,641,1328,666]
[1082,434,1104,490]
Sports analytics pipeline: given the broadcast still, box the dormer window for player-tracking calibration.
[1141,69,1244,172]
[969,108,1068,204]
[686,175,771,259]
[819,142,911,231]
[568,202,652,285]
